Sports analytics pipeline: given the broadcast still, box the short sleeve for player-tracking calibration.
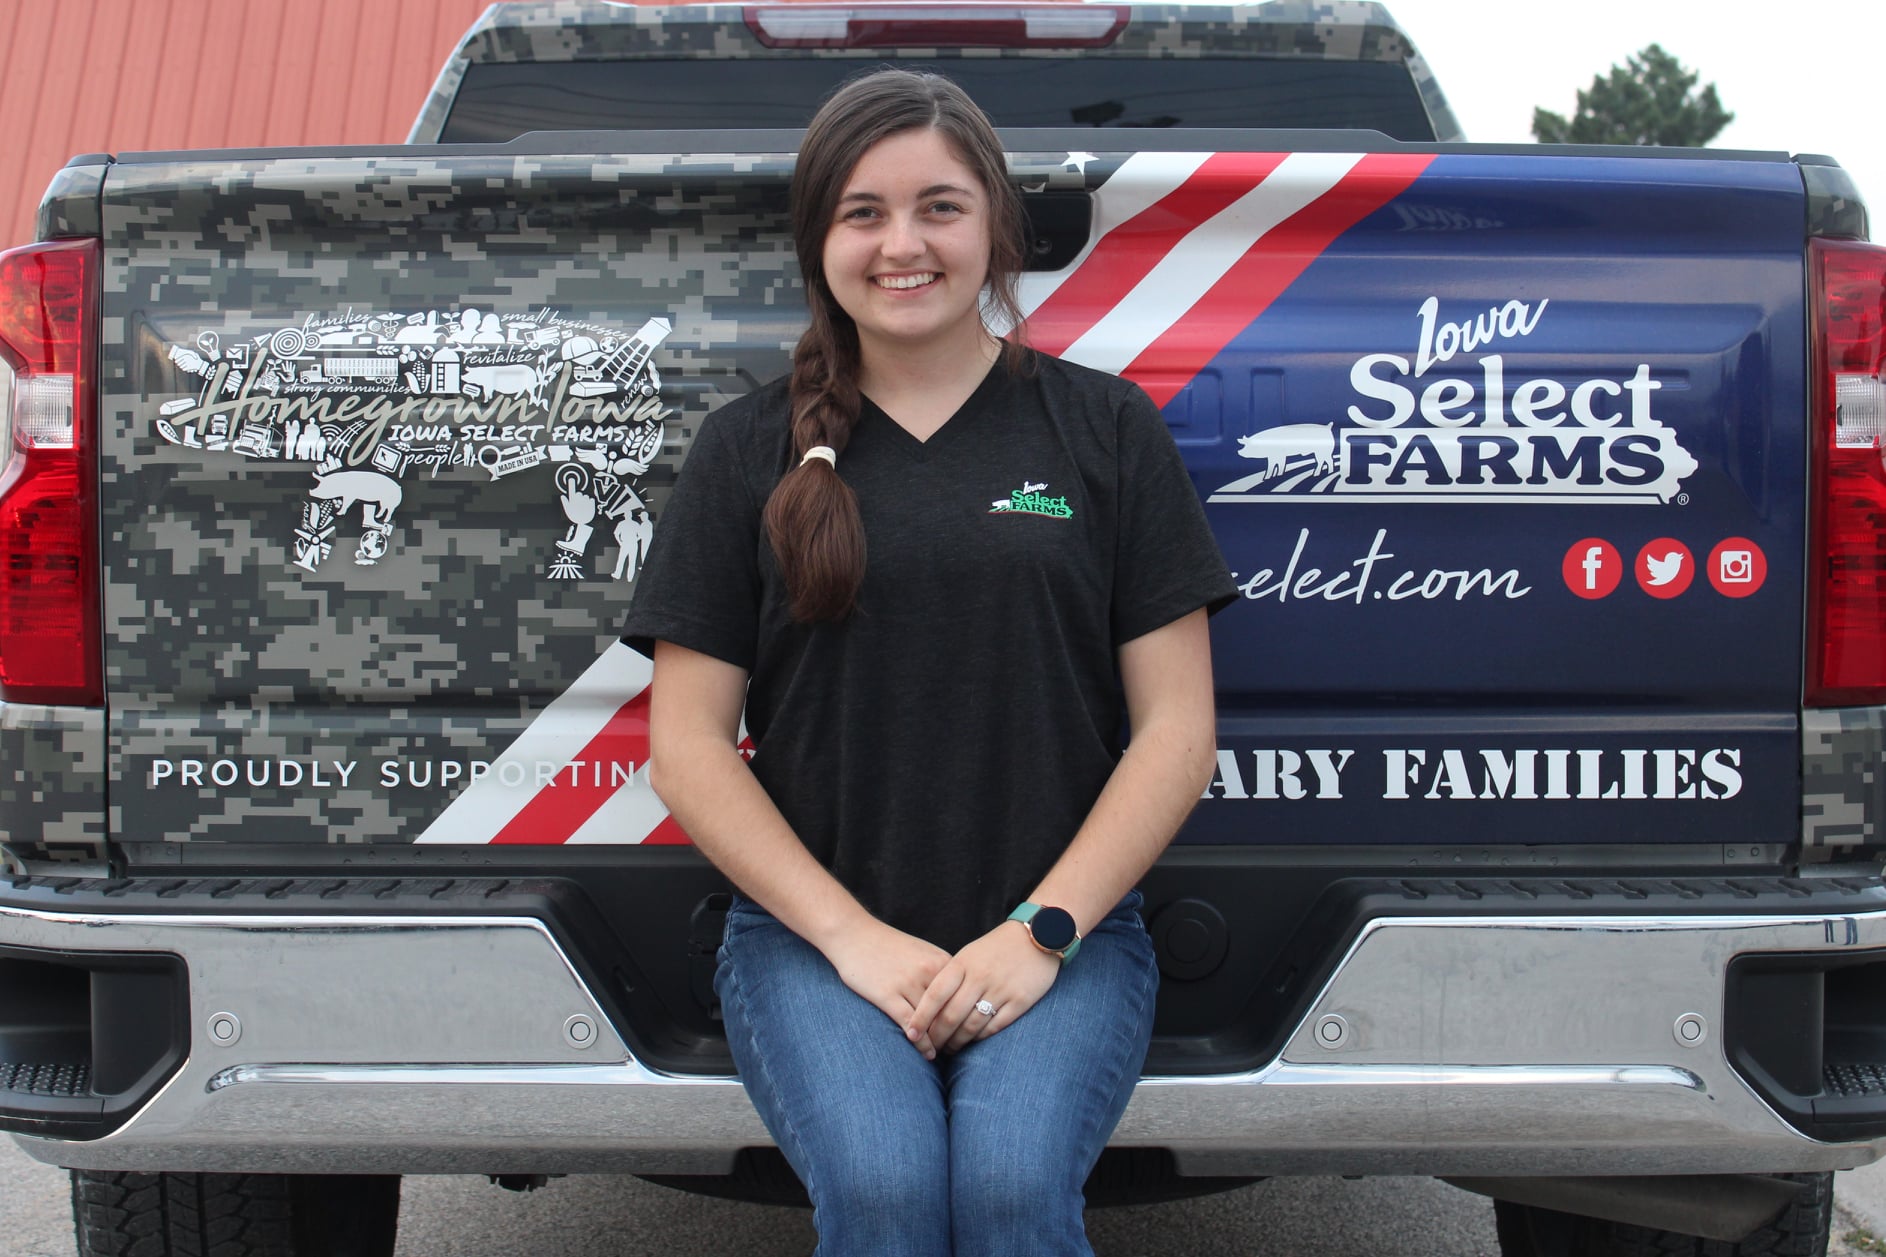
[1111,383,1238,645]
[619,411,765,670]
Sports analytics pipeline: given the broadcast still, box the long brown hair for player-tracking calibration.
[763,69,1028,622]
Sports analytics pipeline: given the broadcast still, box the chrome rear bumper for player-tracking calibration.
[6,900,1884,1176]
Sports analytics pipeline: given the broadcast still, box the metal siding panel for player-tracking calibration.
[111,0,179,155]
[303,0,365,143]
[143,0,211,149]
[269,1,328,144]
[391,0,452,136]
[67,0,134,157]
[185,0,253,147]
[343,0,399,140]
[0,0,500,247]
[4,0,62,242]
[224,0,290,149]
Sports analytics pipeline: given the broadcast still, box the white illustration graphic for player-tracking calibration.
[155,308,673,579]
[1719,549,1754,584]
[1210,296,1700,506]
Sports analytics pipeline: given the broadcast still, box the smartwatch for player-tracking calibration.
[1008,903,1081,964]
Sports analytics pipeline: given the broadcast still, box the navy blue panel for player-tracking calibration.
[1176,153,1807,848]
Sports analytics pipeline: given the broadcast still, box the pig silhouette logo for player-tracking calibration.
[1224,423,1340,491]
[153,308,672,580]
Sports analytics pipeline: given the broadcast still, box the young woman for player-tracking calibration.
[622,69,1235,1256]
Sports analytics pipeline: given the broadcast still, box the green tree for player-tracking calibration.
[1533,43,1734,147]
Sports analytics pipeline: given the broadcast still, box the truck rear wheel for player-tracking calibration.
[1492,1172,1832,1257]
[70,1170,400,1257]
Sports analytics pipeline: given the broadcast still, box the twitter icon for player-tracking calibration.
[1636,539,1694,599]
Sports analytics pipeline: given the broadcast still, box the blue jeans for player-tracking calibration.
[716,893,1159,1257]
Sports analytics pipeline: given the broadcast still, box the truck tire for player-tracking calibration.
[70,1170,400,1257]
[1493,1173,1832,1257]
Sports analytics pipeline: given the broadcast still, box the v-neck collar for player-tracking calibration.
[859,359,1007,459]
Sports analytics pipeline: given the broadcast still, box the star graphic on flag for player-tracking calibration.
[1063,151,1097,174]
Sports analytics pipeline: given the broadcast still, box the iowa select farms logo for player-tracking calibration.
[1210,296,1698,505]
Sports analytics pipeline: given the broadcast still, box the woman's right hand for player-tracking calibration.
[821,920,952,1059]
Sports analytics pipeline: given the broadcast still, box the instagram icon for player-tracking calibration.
[1707,538,1767,597]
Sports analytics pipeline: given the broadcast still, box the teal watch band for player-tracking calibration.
[1007,902,1082,963]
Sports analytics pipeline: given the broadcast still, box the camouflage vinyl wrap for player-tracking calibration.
[100,147,1098,847]
[409,1,1463,144]
[1803,708,1886,856]
[0,706,106,863]
[36,163,107,241]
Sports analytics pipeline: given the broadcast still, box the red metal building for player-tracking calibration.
[0,0,492,248]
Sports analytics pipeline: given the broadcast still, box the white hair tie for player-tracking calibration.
[799,445,837,469]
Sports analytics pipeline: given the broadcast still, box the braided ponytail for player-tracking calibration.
[763,298,867,621]
[764,69,1026,622]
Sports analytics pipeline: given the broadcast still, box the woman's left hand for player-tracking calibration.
[906,921,1061,1055]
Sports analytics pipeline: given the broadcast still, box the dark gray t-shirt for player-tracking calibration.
[622,353,1235,952]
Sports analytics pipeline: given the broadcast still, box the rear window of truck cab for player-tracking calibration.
[438,58,1439,143]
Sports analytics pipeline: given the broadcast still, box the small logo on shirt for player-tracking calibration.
[990,480,1073,519]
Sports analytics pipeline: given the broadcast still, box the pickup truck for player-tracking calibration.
[1,2,1879,1254]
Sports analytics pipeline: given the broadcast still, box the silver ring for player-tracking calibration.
[974,999,997,1018]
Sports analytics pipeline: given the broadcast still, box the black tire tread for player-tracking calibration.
[70,1170,399,1257]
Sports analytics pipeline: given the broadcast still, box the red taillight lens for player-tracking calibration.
[0,240,100,706]
[1809,238,1886,706]
[745,4,1128,48]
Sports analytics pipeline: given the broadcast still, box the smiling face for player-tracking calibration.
[820,127,995,363]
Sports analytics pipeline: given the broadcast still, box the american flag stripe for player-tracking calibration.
[1013,150,1215,317]
[1049,152,1365,378]
[1126,151,1436,407]
[414,641,652,844]
[490,688,653,844]
[1020,151,1279,352]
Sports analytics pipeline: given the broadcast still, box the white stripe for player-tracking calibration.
[1060,152,1365,375]
[564,712,750,846]
[564,764,669,845]
[413,640,652,844]
[1011,151,1215,323]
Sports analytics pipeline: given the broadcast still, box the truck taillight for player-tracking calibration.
[1809,238,1886,706]
[744,4,1127,47]
[0,240,100,706]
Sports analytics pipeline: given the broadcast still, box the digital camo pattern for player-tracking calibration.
[409,1,1462,143]
[36,162,107,242]
[1803,708,1886,855]
[154,310,670,580]
[96,144,1134,847]
[100,150,809,846]
[0,707,105,864]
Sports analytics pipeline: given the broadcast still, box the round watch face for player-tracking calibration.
[1029,906,1078,952]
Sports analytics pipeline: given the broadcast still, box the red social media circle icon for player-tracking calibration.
[1562,538,1621,599]
[1635,538,1694,598]
[1707,537,1767,597]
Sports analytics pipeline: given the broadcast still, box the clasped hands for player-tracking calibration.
[828,918,1062,1061]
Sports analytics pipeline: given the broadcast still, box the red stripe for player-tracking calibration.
[642,815,693,845]
[640,735,749,845]
[1026,152,1288,357]
[1127,152,1435,408]
[490,688,653,845]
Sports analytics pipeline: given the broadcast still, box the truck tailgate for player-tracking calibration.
[97,142,1806,854]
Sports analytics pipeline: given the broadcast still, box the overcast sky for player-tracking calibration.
[1384,0,1883,212]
